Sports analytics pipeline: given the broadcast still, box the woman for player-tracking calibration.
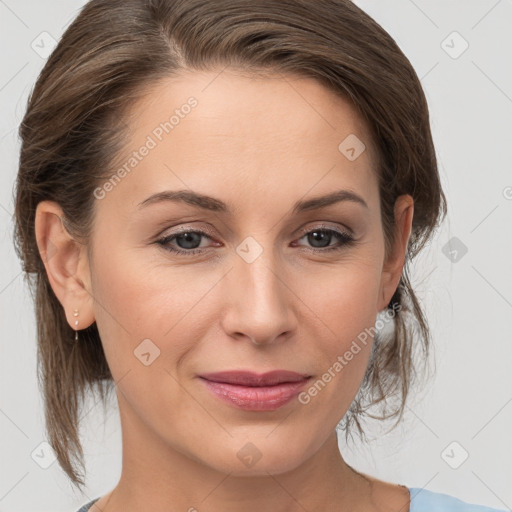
[13,0,506,511]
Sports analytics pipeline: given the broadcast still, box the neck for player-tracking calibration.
[103,407,373,512]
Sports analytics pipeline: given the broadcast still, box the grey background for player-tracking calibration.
[1,1,511,511]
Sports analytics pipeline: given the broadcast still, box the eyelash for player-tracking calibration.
[155,225,355,256]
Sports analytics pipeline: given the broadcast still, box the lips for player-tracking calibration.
[199,370,310,386]
[198,370,311,411]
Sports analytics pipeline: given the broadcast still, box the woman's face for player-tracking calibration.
[82,69,412,476]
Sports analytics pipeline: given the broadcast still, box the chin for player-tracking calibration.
[195,435,314,477]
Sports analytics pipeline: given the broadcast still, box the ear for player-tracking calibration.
[34,201,95,331]
[377,194,414,312]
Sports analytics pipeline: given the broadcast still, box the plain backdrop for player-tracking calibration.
[1,1,511,511]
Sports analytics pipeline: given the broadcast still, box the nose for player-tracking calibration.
[220,245,298,346]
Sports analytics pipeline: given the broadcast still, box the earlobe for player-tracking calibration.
[377,195,414,312]
[34,201,95,330]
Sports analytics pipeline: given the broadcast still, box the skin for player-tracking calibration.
[35,69,413,512]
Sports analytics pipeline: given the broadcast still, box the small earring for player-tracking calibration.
[73,308,79,342]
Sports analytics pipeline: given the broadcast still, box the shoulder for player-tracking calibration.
[409,487,508,512]
[75,498,99,512]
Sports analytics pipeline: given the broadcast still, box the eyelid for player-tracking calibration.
[158,223,217,239]
[296,221,353,237]
[157,221,352,242]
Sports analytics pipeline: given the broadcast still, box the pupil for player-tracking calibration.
[309,230,331,248]
[177,232,201,249]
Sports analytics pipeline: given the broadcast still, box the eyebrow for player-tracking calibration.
[137,189,368,214]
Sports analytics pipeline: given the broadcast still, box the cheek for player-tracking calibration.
[89,248,221,374]
[293,258,382,402]
[89,253,205,422]
[299,254,383,336]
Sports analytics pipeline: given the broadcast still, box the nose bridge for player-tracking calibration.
[240,244,281,302]
[222,235,296,343]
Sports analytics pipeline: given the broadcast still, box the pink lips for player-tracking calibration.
[199,370,311,411]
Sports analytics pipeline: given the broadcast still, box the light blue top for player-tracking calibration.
[75,487,509,511]
[408,487,508,512]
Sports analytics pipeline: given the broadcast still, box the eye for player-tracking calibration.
[155,225,356,256]
[156,229,216,256]
[293,226,355,253]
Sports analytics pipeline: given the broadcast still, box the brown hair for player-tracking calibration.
[13,0,447,490]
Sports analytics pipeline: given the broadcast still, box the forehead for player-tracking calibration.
[127,68,372,143]
[102,68,379,213]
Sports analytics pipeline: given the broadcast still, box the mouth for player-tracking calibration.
[198,370,312,411]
